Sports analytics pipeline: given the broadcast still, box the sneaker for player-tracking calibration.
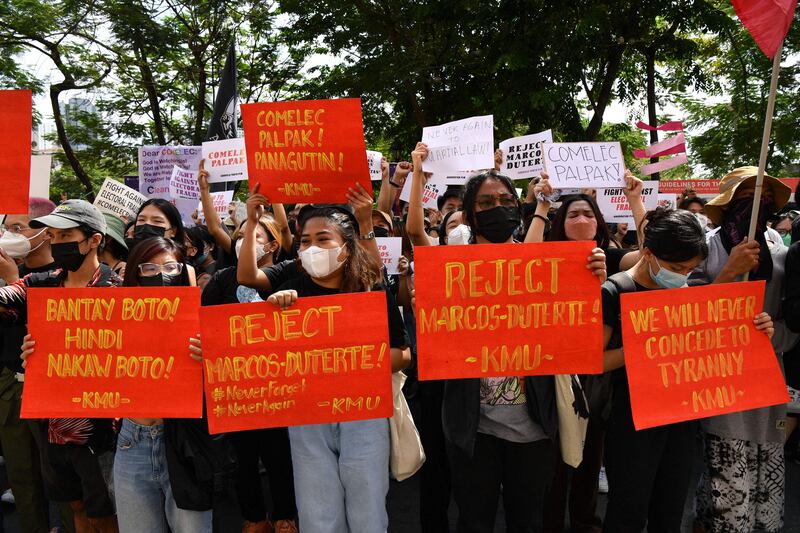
[787,386,800,414]
[1,488,15,504]
[274,520,298,533]
[598,466,609,494]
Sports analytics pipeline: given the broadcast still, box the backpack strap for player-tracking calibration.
[607,271,636,294]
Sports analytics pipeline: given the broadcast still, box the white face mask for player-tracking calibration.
[447,224,472,245]
[0,229,46,259]
[299,245,344,278]
[235,238,268,263]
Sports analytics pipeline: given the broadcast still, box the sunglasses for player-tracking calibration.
[476,193,517,210]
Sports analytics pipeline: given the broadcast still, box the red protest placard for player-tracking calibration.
[200,291,393,434]
[621,281,788,430]
[414,241,604,380]
[0,90,32,214]
[21,287,202,418]
[241,98,371,203]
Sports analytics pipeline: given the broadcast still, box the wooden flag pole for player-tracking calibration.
[743,44,782,281]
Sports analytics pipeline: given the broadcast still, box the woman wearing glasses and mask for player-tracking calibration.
[412,143,607,532]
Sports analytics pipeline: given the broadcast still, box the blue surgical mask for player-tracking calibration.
[649,257,688,289]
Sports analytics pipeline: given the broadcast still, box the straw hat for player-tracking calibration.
[704,166,791,225]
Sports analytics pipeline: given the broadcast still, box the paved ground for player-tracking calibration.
[1,452,798,531]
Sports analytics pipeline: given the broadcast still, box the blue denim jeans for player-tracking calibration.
[113,419,211,533]
[289,418,390,533]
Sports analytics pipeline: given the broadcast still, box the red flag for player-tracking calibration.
[731,0,797,58]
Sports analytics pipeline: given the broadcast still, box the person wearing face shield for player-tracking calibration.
[2,200,121,532]
[688,167,796,533]
[0,198,60,532]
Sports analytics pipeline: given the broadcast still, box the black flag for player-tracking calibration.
[205,42,238,142]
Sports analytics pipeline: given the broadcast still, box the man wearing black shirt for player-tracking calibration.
[0,200,62,533]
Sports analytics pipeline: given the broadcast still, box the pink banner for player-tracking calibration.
[639,153,688,176]
[633,133,686,159]
[636,120,684,132]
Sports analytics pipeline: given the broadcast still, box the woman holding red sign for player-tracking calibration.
[408,141,607,533]
[600,208,773,533]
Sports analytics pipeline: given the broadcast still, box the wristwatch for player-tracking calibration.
[359,231,376,240]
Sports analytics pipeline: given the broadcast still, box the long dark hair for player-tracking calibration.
[547,194,611,249]
[123,237,190,287]
[135,199,186,245]
[298,208,380,292]
[642,208,708,263]
[462,170,521,242]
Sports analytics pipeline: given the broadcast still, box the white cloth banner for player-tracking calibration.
[138,145,202,199]
[596,181,658,225]
[421,115,494,174]
[543,142,625,188]
[202,138,248,183]
[499,130,553,179]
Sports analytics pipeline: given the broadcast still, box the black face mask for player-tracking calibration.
[133,224,167,242]
[138,273,181,287]
[475,206,521,243]
[51,240,89,272]
[374,226,390,238]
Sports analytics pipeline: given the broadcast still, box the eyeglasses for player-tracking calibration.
[137,262,184,277]
[476,193,517,210]
[0,224,31,234]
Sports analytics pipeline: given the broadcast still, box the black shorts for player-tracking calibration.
[40,442,115,518]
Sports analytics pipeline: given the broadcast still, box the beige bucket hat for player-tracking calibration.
[704,166,791,225]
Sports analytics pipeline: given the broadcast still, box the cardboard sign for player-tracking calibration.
[399,178,446,209]
[421,115,494,174]
[200,292,393,433]
[543,142,624,188]
[596,181,659,225]
[202,138,248,183]
[196,191,235,224]
[621,282,788,430]
[94,178,149,222]
[658,180,720,195]
[414,241,604,380]
[499,130,553,179]
[138,145,202,199]
[30,155,52,199]
[367,150,383,181]
[376,237,402,275]
[0,90,32,214]
[169,165,200,200]
[21,287,203,418]
[241,98,371,203]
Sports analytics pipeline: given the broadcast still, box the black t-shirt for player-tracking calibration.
[0,261,57,372]
[276,274,409,349]
[200,260,301,307]
[604,247,631,277]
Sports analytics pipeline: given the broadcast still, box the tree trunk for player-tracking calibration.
[585,45,626,140]
[50,84,95,200]
[133,41,167,145]
[191,55,207,146]
[645,47,660,179]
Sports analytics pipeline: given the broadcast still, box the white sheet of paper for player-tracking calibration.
[542,142,624,188]
[596,181,658,225]
[657,193,676,210]
[202,138,248,183]
[169,165,200,200]
[29,155,52,199]
[138,145,202,199]
[421,115,494,174]
[499,130,553,179]
[196,191,235,224]
[367,150,383,181]
[399,177,446,210]
[376,237,402,275]
[93,178,149,222]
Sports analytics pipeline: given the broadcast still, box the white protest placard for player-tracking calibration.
[367,150,383,181]
[196,191,235,224]
[499,130,553,179]
[29,155,52,199]
[596,181,659,225]
[376,237,402,275]
[202,138,248,183]
[421,115,494,174]
[138,145,202,199]
[542,142,624,188]
[657,193,677,210]
[399,177,446,210]
[94,178,149,222]
[169,165,200,200]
